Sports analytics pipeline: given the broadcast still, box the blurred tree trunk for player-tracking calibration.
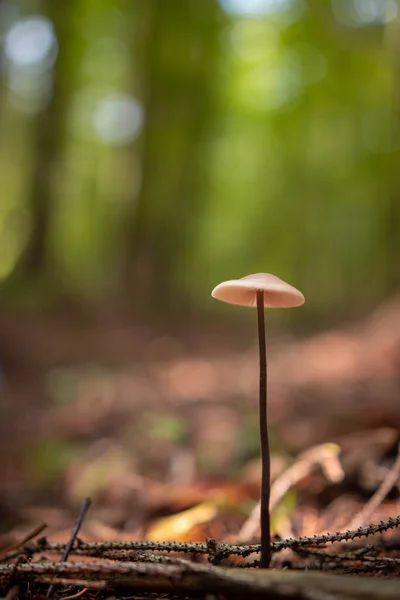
[16,0,77,278]
[385,16,400,293]
[0,0,79,501]
[123,0,222,317]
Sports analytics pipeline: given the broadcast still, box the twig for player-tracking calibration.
[238,443,343,542]
[0,523,47,561]
[346,444,400,530]
[46,497,92,598]
[59,587,88,599]
[271,516,400,553]
[38,577,106,590]
[294,545,377,562]
[12,523,47,550]
[60,498,92,563]
[2,559,400,598]
[27,515,400,561]
[99,549,195,566]
[362,555,400,567]
[2,555,26,594]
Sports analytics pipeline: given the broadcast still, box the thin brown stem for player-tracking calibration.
[46,497,92,597]
[256,290,271,568]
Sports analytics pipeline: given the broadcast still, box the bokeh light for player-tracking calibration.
[93,92,144,146]
[219,0,299,18]
[4,15,57,112]
[332,0,398,27]
[4,16,57,68]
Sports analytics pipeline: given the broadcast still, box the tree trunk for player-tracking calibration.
[16,0,77,278]
[122,0,223,317]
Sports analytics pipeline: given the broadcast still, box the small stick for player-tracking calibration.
[347,444,400,530]
[61,587,88,599]
[46,497,92,598]
[15,523,48,549]
[0,523,47,561]
[11,514,400,561]
[238,443,343,543]
[41,577,105,590]
[60,498,92,563]
[5,559,400,598]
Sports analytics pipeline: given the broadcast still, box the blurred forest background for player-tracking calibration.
[0,0,400,542]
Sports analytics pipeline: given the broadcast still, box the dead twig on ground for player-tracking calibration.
[1,558,400,598]
[346,444,400,530]
[46,497,92,598]
[0,524,47,561]
[0,516,399,598]
[238,443,344,542]
[26,514,400,561]
[60,587,88,600]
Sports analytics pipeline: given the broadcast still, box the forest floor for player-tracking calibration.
[0,296,400,597]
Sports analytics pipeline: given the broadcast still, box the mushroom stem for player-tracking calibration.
[256,289,271,568]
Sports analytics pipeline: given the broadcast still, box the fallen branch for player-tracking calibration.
[347,444,400,530]
[1,558,400,599]
[239,443,344,542]
[46,497,91,597]
[27,514,400,561]
[0,524,47,561]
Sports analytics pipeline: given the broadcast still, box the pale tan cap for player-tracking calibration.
[211,273,305,308]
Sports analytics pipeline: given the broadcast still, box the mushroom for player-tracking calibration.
[211,273,305,568]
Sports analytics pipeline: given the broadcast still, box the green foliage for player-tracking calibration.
[271,487,297,530]
[1,0,399,326]
[27,438,80,486]
[145,414,188,445]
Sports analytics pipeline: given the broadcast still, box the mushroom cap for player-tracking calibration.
[211,273,305,308]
